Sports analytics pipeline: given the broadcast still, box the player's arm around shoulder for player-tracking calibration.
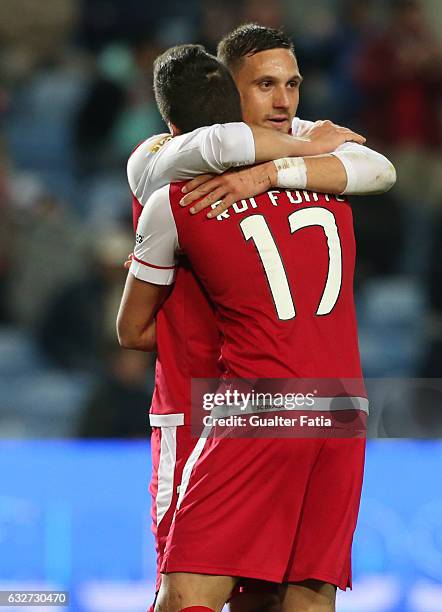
[127,124,256,206]
[126,119,363,208]
[178,118,388,216]
[117,186,177,351]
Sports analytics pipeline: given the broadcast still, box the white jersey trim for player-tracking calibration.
[130,258,175,285]
[156,425,178,526]
[175,423,212,512]
[150,413,185,427]
[130,185,178,286]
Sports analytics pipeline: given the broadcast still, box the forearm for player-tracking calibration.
[117,272,168,353]
[265,156,347,194]
[251,126,317,163]
[134,319,157,352]
[145,319,157,351]
[304,155,347,193]
[269,147,396,195]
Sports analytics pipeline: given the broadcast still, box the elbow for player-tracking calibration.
[359,160,397,195]
[116,321,155,352]
[378,161,397,193]
[117,331,138,350]
[369,160,396,194]
[333,149,397,196]
[116,320,139,350]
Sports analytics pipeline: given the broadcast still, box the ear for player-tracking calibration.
[169,122,181,136]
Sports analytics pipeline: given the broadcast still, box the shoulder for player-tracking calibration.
[127,134,172,192]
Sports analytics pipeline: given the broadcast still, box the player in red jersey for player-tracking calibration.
[124,44,368,609]
[119,32,396,612]
[123,177,368,612]
[123,42,381,612]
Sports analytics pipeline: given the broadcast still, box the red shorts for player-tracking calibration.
[150,414,196,592]
[150,416,280,598]
[161,429,366,591]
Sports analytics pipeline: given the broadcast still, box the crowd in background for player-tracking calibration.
[0,0,441,439]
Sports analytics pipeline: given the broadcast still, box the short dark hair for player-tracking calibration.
[218,23,295,71]
[153,44,242,133]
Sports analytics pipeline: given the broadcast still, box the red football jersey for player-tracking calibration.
[169,185,364,382]
[151,259,222,419]
[132,195,221,421]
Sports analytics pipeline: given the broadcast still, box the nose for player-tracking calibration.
[273,86,290,110]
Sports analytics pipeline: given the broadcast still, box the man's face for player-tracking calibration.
[233,48,302,134]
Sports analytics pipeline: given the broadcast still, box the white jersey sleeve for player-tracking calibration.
[291,117,396,194]
[129,185,178,285]
[331,142,396,194]
[291,117,315,137]
[127,122,255,206]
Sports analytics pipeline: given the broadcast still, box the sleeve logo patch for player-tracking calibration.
[136,233,144,244]
[149,135,173,153]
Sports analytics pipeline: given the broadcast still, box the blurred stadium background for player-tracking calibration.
[0,0,441,610]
